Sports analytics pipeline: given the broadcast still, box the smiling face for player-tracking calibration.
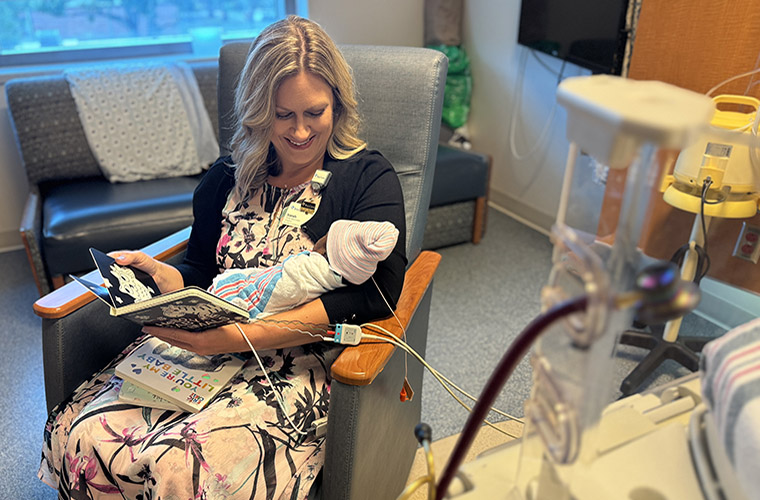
[270,71,334,184]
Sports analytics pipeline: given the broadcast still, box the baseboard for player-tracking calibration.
[488,188,553,237]
[486,192,759,332]
[0,229,22,253]
[696,278,760,330]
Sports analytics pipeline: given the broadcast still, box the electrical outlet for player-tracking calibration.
[733,222,760,264]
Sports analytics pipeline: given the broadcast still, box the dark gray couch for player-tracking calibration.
[6,61,218,295]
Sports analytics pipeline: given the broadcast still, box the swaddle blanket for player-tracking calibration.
[210,251,344,319]
[65,62,218,182]
[700,317,760,497]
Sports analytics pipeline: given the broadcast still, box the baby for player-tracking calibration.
[208,219,399,319]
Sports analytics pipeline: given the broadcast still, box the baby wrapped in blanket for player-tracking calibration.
[209,219,399,319]
[700,316,760,498]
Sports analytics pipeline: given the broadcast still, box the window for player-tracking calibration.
[0,1,301,67]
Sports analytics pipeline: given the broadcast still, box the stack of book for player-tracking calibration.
[115,336,246,413]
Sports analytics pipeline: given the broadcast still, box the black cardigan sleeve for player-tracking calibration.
[175,157,236,288]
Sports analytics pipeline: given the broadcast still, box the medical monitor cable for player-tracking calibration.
[366,276,522,433]
[234,321,323,437]
[232,275,523,440]
[370,275,412,400]
[397,423,436,500]
[361,323,524,436]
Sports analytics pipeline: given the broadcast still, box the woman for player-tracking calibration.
[39,15,406,499]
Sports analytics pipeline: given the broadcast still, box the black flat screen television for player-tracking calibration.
[517,0,631,75]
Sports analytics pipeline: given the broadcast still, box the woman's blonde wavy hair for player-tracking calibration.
[229,15,366,200]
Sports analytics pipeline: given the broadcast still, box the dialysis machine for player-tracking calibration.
[435,75,760,500]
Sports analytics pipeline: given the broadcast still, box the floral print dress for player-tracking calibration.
[39,181,341,500]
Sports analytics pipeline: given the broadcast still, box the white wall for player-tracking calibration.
[308,0,423,47]
[0,0,424,253]
[0,86,30,251]
[462,0,595,232]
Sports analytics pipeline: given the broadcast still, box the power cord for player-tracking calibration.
[669,177,717,285]
[508,48,561,164]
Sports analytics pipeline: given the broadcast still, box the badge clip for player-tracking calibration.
[311,170,332,194]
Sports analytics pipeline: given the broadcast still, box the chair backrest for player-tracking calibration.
[218,42,447,263]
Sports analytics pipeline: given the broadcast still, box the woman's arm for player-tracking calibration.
[143,298,330,355]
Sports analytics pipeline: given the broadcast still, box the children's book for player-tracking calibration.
[118,380,181,412]
[115,336,246,413]
[72,248,250,332]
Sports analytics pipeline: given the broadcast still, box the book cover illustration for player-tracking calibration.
[90,247,159,307]
[115,336,247,413]
[71,248,250,331]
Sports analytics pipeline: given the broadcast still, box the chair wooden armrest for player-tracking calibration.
[33,226,192,319]
[331,250,441,386]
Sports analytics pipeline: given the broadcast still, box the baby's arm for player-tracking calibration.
[257,252,343,318]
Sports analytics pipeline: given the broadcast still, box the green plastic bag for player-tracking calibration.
[428,44,472,129]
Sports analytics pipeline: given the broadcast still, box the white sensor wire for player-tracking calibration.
[234,323,308,436]
[370,276,410,383]
[361,326,523,439]
[509,48,559,163]
[706,67,760,97]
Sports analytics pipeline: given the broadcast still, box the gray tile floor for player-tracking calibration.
[0,249,54,499]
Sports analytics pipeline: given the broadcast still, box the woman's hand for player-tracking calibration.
[109,250,184,294]
[143,298,332,355]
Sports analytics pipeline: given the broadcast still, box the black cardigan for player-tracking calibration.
[176,149,407,324]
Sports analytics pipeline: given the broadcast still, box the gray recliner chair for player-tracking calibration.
[34,43,447,499]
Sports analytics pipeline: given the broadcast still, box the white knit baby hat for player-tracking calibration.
[326,219,399,285]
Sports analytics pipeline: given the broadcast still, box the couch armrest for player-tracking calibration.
[20,191,48,295]
[330,251,441,386]
[33,226,192,319]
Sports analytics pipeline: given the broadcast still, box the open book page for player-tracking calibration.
[117,288,250,331]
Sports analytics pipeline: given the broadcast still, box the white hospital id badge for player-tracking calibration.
[282,199,319,227]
